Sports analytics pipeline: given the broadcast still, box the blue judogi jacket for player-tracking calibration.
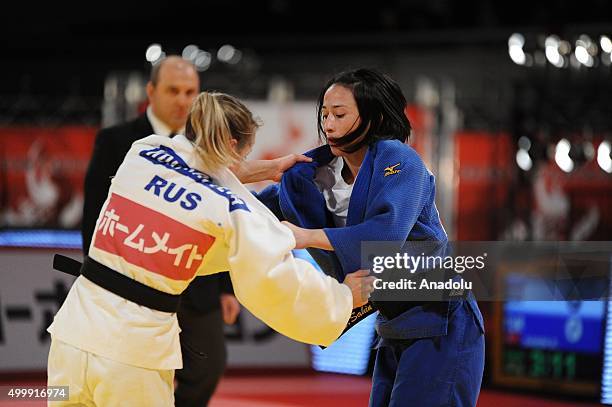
[258,139,484,341]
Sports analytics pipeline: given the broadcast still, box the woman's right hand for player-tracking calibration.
[230,154,312,184]
[343,270,376,308]
[281,221,333,250]
[270,153,312,182]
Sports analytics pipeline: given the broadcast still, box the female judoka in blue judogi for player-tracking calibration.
[258,68,485,406]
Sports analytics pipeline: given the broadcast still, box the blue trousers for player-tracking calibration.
[369,300,485,407]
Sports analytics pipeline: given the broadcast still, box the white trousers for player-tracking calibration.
[47,338,174,406]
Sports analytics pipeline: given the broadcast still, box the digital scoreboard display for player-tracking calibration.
[493,271,608,398]
[502,300,604,383]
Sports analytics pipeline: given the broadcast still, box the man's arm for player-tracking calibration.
[81,129,120,253]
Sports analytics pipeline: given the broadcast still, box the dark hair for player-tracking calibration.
[316,68,412,153]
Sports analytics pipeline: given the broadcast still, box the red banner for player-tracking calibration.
[455,131,514,240]
[0,126,96,228]
[455,132,612,241]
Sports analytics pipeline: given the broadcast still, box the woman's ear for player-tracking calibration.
[230,138,238,149]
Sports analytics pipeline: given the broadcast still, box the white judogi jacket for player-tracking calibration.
[48,134,352,370]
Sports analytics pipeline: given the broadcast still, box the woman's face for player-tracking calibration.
[321,84,362,156]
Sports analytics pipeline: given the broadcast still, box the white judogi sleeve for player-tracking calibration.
[226,208,352,346]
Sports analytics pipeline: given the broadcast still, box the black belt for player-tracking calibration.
[373,301,429,320]
[53,254,181,313]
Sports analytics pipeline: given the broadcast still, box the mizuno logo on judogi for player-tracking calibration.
[139,146,250,212]
[384,163,401,177]
[94,193,216,280]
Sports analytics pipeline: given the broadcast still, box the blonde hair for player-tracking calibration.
[185,92,260,171]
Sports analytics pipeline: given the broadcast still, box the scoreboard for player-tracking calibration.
[493,270,611,400]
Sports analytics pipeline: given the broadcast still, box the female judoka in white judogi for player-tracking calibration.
[47,92,373,406]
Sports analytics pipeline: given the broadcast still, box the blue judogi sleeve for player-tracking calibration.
[324,140,438,276]
[256,146,334,227]
[256,184,284,221]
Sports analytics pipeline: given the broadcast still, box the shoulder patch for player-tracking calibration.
[384,163,402,177]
